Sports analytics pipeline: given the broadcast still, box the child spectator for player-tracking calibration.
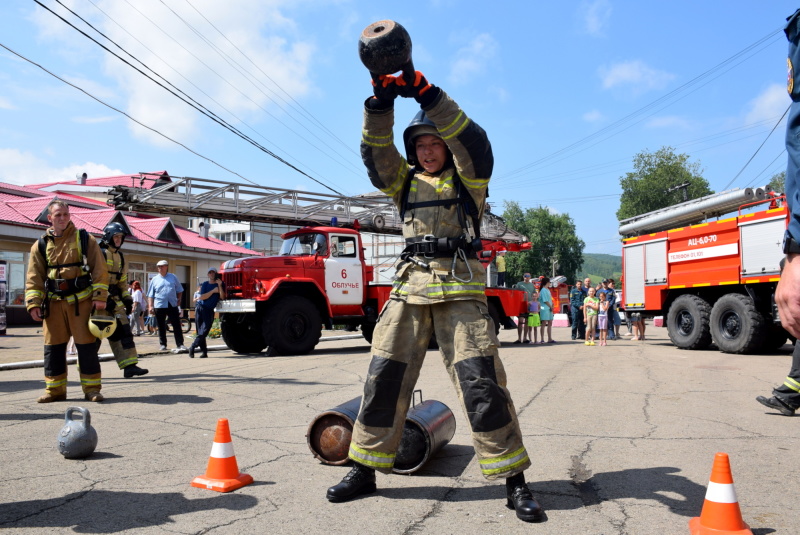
[598,292,609,346]
[584,287,599,346]
[527,291,541,344]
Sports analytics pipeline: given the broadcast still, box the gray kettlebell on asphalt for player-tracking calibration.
[58,406,98,459]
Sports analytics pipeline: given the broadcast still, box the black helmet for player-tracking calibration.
[402,110,443,166]
[102,222,129,247]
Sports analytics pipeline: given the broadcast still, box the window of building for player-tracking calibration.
[0,251,28,306]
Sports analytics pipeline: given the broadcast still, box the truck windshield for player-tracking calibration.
[280,233,327,256]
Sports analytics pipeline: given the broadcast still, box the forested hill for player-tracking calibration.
[576,253,622,284]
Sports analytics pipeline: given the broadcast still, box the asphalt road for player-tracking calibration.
[0,326,796,534]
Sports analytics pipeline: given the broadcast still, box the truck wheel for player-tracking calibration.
[221,314,267,354]
[710,294,764,354]
[667,294,712,350]
[263,296,321,355]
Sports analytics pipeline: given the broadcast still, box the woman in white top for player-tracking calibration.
[130,280,146,335]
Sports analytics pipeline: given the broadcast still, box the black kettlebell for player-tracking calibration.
[358,20,414,76]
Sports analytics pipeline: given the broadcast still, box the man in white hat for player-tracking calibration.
[146,260,187,351]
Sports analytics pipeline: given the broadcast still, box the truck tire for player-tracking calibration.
[709,294,764,354]
[263,296,321,355]
[667,294,712,350]
[221,313,267,354]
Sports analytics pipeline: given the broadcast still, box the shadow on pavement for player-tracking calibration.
[103,394,214,405]
[0,490,258,532]
[0,412,66,421]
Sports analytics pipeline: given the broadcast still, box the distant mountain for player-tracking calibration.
[576,253,622,285]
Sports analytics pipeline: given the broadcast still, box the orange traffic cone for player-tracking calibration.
[191,418,253,493]
[689,452,753,535]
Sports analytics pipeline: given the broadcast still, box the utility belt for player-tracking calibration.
[42,274,92,318]
[403,235,479,258]
[45,274,92,298]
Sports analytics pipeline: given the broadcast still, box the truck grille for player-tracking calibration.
[222,272,242,297]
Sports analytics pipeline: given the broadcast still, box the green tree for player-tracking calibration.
[616,146,712,220]
[502,202,585,283]
[767,171,785,194]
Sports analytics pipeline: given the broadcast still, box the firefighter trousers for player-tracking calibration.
[773,340,800,409]
[97,312,139,370]
[43,298,101,395]
[349,298,531,480]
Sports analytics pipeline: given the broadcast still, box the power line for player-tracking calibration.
[81,0,359,186]
[35,0,343,194]
[722,104,789,190]
[0,41,252,182]
[498,27,783,181]
[151,0,364,181]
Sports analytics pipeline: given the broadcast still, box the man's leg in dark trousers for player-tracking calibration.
[155,307,169,347]
[166,305,184,346]
[773,341,800,409]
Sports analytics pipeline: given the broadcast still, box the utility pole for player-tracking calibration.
[550,256,558,277]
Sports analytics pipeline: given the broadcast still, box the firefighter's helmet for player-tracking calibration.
[88,311,116,339]
[101,222,129,248]
[402,110,443,166]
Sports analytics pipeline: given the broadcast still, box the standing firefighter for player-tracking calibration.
[325,71,544,522]
[98,222,149,378]
[25,200,109,402]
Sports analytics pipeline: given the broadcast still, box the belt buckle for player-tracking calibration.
[422,234,437,259]
[58,280,69,291]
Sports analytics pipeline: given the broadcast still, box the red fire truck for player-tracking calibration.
[620,187,789,354]
[215,226,531,355]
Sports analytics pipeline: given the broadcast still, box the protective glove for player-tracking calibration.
[396,70,437,105]
[106,297,117,313]
[367,74,399,110]
[122,296,134,316]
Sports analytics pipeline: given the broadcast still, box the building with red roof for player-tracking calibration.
[0,177,260,325]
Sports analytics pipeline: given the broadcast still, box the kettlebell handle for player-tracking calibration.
[65,406,91,428]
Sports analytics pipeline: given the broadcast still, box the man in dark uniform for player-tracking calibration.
[569,280,586,340]
[325,70,543,523]
[759,8,800,416]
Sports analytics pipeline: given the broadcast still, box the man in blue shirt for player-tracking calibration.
[146,260,186,351]
[189,268,226,359]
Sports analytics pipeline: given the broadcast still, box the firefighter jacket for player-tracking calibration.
[102,244,131,309]
[25,221,109,310]
[361,90,492,305]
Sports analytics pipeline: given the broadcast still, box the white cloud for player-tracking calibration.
[448,33,499,86]
[583,109,605,123]
[645,115,692,129]
[599,60,675,94]
[488,86,509,103]
[0,148,123,185]
[745,84,788,125]
[0,96,15,110]
[32,0,317,147]
[581,0,612,37]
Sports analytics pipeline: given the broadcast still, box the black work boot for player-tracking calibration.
[124,364,149,378]
[506,473,544,522]
[326,463,376,502]
[756,395,796,416]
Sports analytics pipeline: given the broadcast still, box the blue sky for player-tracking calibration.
[0,1,796,255]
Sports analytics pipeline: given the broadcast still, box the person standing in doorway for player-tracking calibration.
[147,260,187,352]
